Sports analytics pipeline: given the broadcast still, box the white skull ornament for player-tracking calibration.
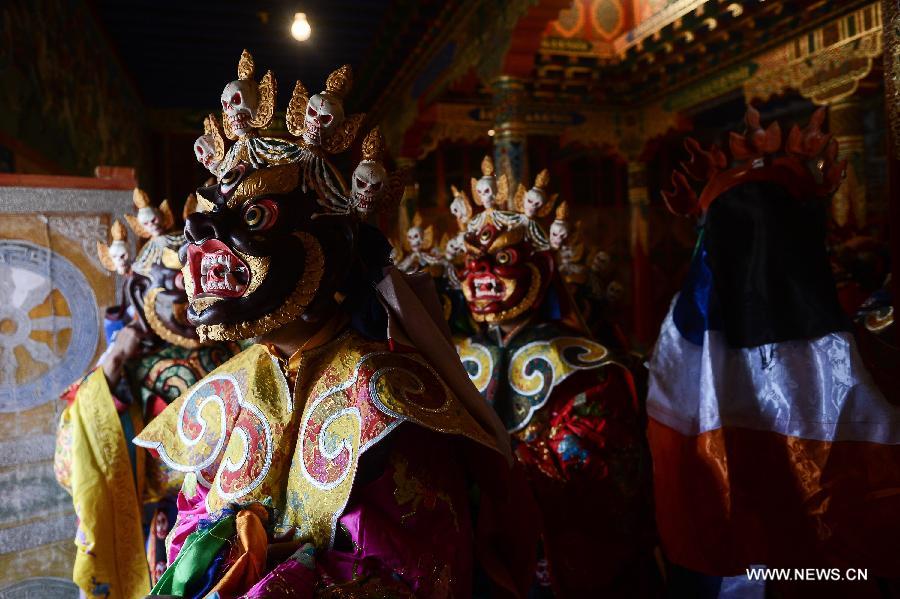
[108,240,130,275]
[471,155,506,210]
[194,134,221,174]
[549,220,569,250]
[448,185,472,228]
[523,188,547,218]
[407,226,424,252]
[450,197,467,223]
[444,234,466,261]
[351,161,387,214]
[127,188,172,240]
[138,207,164,237]
[220,80,258,138]
[303,92,344,146]
[476,176,498,210]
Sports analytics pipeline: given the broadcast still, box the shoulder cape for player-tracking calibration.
[136,333,494,548]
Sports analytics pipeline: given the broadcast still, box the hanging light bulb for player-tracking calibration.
[291,12,311,41]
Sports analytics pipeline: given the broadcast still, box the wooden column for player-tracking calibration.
[830,96,867,229]
[491,75,529,196]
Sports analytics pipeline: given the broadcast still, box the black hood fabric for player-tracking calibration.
[704,180,849,348]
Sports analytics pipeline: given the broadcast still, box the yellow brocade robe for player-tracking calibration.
[63,368,150,598]
[135,329,496,549]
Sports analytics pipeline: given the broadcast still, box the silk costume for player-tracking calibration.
[648,108,900,576]
[457,320,655,596]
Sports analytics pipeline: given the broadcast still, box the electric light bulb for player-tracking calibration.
[291,12,311,42]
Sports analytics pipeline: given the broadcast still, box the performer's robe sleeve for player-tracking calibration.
[63,368,150,598]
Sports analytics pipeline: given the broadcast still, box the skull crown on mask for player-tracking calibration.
[406,226,424,251]
[549,220,569,250]
[303,92,344,146]
[523,188,547,218]
[98,219,132,275]
[606,280,625,305]
[347,127,400,217]
[444,235,466,262]
[137,207,164,237]
[194,134,222,173]
[352,160,387,214]
[221,80,259,138]
[450,197,467,222]
[476,177,498,209]
[591,251,611,274]
[108,241,130,275]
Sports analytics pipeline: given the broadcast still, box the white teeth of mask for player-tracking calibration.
[199,253,247,293]
[202,278,241,292]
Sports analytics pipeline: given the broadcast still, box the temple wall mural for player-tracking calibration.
[0,177,133,594]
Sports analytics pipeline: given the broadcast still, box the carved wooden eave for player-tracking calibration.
[744,3,883,106]
[385,0,885,162]
[613,0,708,55]
[535,0,875,104]
[410,97,688,162]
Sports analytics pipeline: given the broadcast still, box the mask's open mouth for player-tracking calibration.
[188,239,250,298]
[355,192,378,212]
[229,112,250,133]
[471,274,506,301]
